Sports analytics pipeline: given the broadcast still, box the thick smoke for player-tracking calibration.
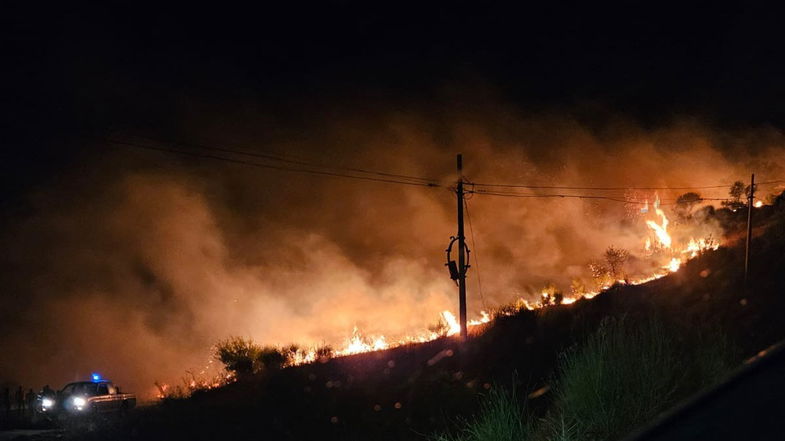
[2,110,784,397]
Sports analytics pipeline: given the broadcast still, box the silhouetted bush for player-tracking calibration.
[257,346,288,370]
[214,337,262,375]
[315,344,334,362]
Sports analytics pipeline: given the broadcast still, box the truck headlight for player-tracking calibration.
[42,398,54,408]
[73,396,87,409]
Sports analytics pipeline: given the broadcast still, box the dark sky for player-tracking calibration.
[5,3,785,191]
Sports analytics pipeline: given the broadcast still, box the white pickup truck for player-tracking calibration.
[39,379,136,416]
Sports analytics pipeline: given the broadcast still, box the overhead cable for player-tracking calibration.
[111,135,440,185]
[108,139,442,188]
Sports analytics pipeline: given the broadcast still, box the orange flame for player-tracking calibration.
[645,194,671,248]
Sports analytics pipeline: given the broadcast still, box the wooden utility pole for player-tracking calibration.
[456,154,468,340]
[744,173,755,289]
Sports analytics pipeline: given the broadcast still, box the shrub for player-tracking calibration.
[315,344,334,361]
[257,346,288,370]
[214,337,262,375]
[432,386,530,441]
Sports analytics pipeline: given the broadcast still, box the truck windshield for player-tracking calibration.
[61,383,98,396]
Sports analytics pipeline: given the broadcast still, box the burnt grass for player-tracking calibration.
[75,204,785,441]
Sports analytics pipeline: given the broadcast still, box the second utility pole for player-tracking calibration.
[744,173,755,289]
[456,154,468,340]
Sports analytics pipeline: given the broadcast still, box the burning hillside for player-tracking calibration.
[172,190,732,396]
[2,115,785,399]
[101,202,785,441]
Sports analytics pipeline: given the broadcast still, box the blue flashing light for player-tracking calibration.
[91,373,102,382]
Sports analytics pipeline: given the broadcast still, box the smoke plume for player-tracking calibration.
[2,107,784,397]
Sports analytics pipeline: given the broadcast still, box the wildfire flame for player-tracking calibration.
[324,310,491,359]
[165,191,726,398]
[645,194,671,248]
[281,192,720,365]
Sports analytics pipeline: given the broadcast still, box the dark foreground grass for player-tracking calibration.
[546,317,736,440]
[432,387,530,441]
[437,317,737,441]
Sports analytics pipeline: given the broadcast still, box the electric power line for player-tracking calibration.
[107,139,442,188]
[105,136,783,202]
[108,135,441,185]
[469,190,651,204]
[463,198,487,311]
[468,189,732,205]
[470,179,785,191]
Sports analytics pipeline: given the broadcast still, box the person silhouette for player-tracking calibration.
[25,388,36,416]
[41,385,54,398]
[15,386,24,415]
[2,387,9,419]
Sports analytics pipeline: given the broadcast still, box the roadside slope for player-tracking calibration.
[76,206,785,441]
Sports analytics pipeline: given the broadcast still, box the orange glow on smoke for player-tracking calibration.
[163,189,727,398]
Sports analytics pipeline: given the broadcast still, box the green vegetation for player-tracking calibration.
[437,316,737,441]
[544,317,735,440]
[433,387,530,441]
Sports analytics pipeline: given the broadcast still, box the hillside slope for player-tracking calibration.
[77,205,785,441]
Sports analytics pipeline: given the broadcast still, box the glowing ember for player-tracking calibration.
[755,200,763,208]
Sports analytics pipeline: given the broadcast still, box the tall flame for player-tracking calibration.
[441,310,462,336]
[645,194,671,248]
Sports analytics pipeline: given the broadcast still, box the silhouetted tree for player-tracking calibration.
[729,181,745,199]
[604,246,630,280]
[722,181,746,210]
[674,192,702,219]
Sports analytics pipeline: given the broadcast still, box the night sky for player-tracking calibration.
[6,3,785,195]
[4,2,785,393]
